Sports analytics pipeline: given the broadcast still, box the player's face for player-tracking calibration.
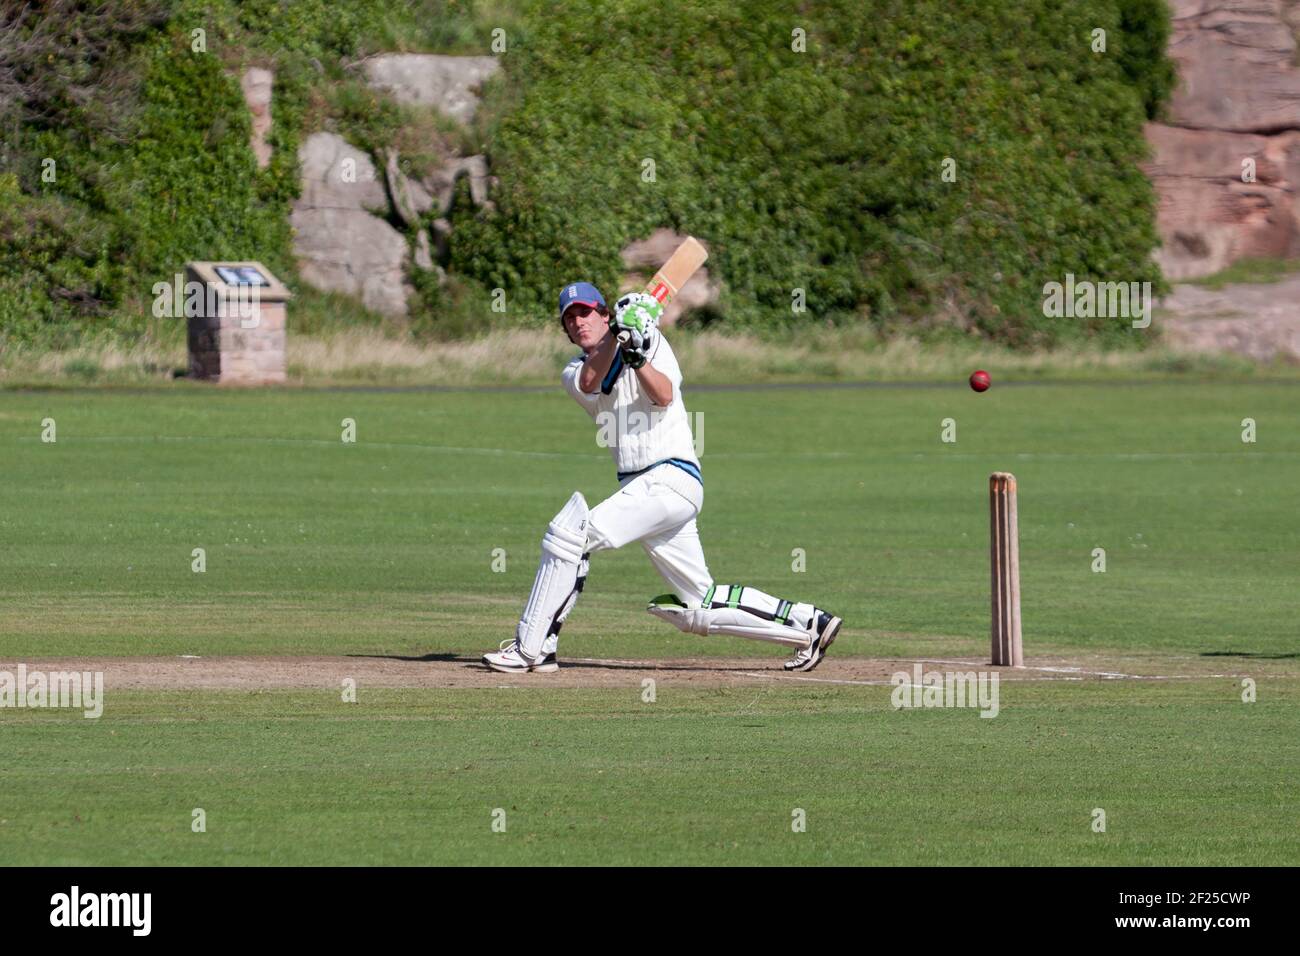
[563,304,607,350]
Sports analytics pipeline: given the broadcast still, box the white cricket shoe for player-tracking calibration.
[482,639,559,674]
[783,612,842,672]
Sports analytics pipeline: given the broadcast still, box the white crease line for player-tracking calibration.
[743,670,1233,686]
[513,657,1240,683]
[1035,665,1155,678]
[740,672,1093,685]
[553,657,1242,682]
[903,657,1239,680]
[912,657,1141,680]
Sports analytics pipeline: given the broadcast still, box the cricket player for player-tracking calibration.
[482,281,842,674]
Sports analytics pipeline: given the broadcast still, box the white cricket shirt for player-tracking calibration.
[561,334,701,481]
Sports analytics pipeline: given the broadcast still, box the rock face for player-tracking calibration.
[291,132,412,318]
[241,68,274,169]
[286,55,504,315]
[359,53,500,124]
[619,229,721,326]
[1146,1,1300,279]
[380,147,434,229]
[420,154,493,215]
[1146,123,1300,276]
[1159,273,1300,359]
[1164,0,1300,132]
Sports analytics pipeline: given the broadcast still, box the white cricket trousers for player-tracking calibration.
[586,463,712,604]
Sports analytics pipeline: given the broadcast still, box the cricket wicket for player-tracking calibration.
[989,472,1024,667]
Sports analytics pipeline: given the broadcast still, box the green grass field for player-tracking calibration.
[2,381,1298,865]
[3,683,1296,866]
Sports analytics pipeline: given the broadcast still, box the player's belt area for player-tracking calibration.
[617,457,702,486]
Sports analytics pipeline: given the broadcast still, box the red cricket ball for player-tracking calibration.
[969,369,991,392]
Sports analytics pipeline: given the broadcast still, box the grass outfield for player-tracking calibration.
[2,683,1297,866]
[1,382,1296,659]
[1,381,1297,865]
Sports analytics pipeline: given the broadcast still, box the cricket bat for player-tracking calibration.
[617,236,708,344]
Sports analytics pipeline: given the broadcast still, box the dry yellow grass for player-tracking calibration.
[0,324,1267,388]
[286,327,578,385]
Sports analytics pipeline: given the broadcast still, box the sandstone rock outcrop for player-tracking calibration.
[380,147,435,229]
[619,229,721,326]
[1159,273,1300,358]
[359,53,500,124]
[419,154,494,217]
[284,53,504,312]
[291,132,412,318]
[1146,1,1300,279]
[241,67,274,170]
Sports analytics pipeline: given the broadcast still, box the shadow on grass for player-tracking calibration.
[348,652,769,672]
[1201,651,1300,660]
[349,652,475,663]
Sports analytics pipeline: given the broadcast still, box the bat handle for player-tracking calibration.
[617,330,631,345]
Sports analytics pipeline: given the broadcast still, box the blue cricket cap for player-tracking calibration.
[558,281,605,318]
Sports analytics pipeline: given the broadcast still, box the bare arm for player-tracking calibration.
[635,360,674,406]
[577,332,620,393]
[577,328,673,404]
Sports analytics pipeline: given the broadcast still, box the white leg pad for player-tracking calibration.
[516,492,590,659]
[648,585,814,649]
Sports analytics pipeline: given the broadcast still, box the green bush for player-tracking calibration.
[453,0,1174,345]
[1,0,1175,351]
[0,174,121,347]
[0,1,501,348]
[0,7,294,346]
[1116,0,1177,119]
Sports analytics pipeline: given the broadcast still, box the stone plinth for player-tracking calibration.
[185,261,292,386]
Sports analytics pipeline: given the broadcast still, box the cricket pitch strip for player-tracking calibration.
[0,653,1281,692]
